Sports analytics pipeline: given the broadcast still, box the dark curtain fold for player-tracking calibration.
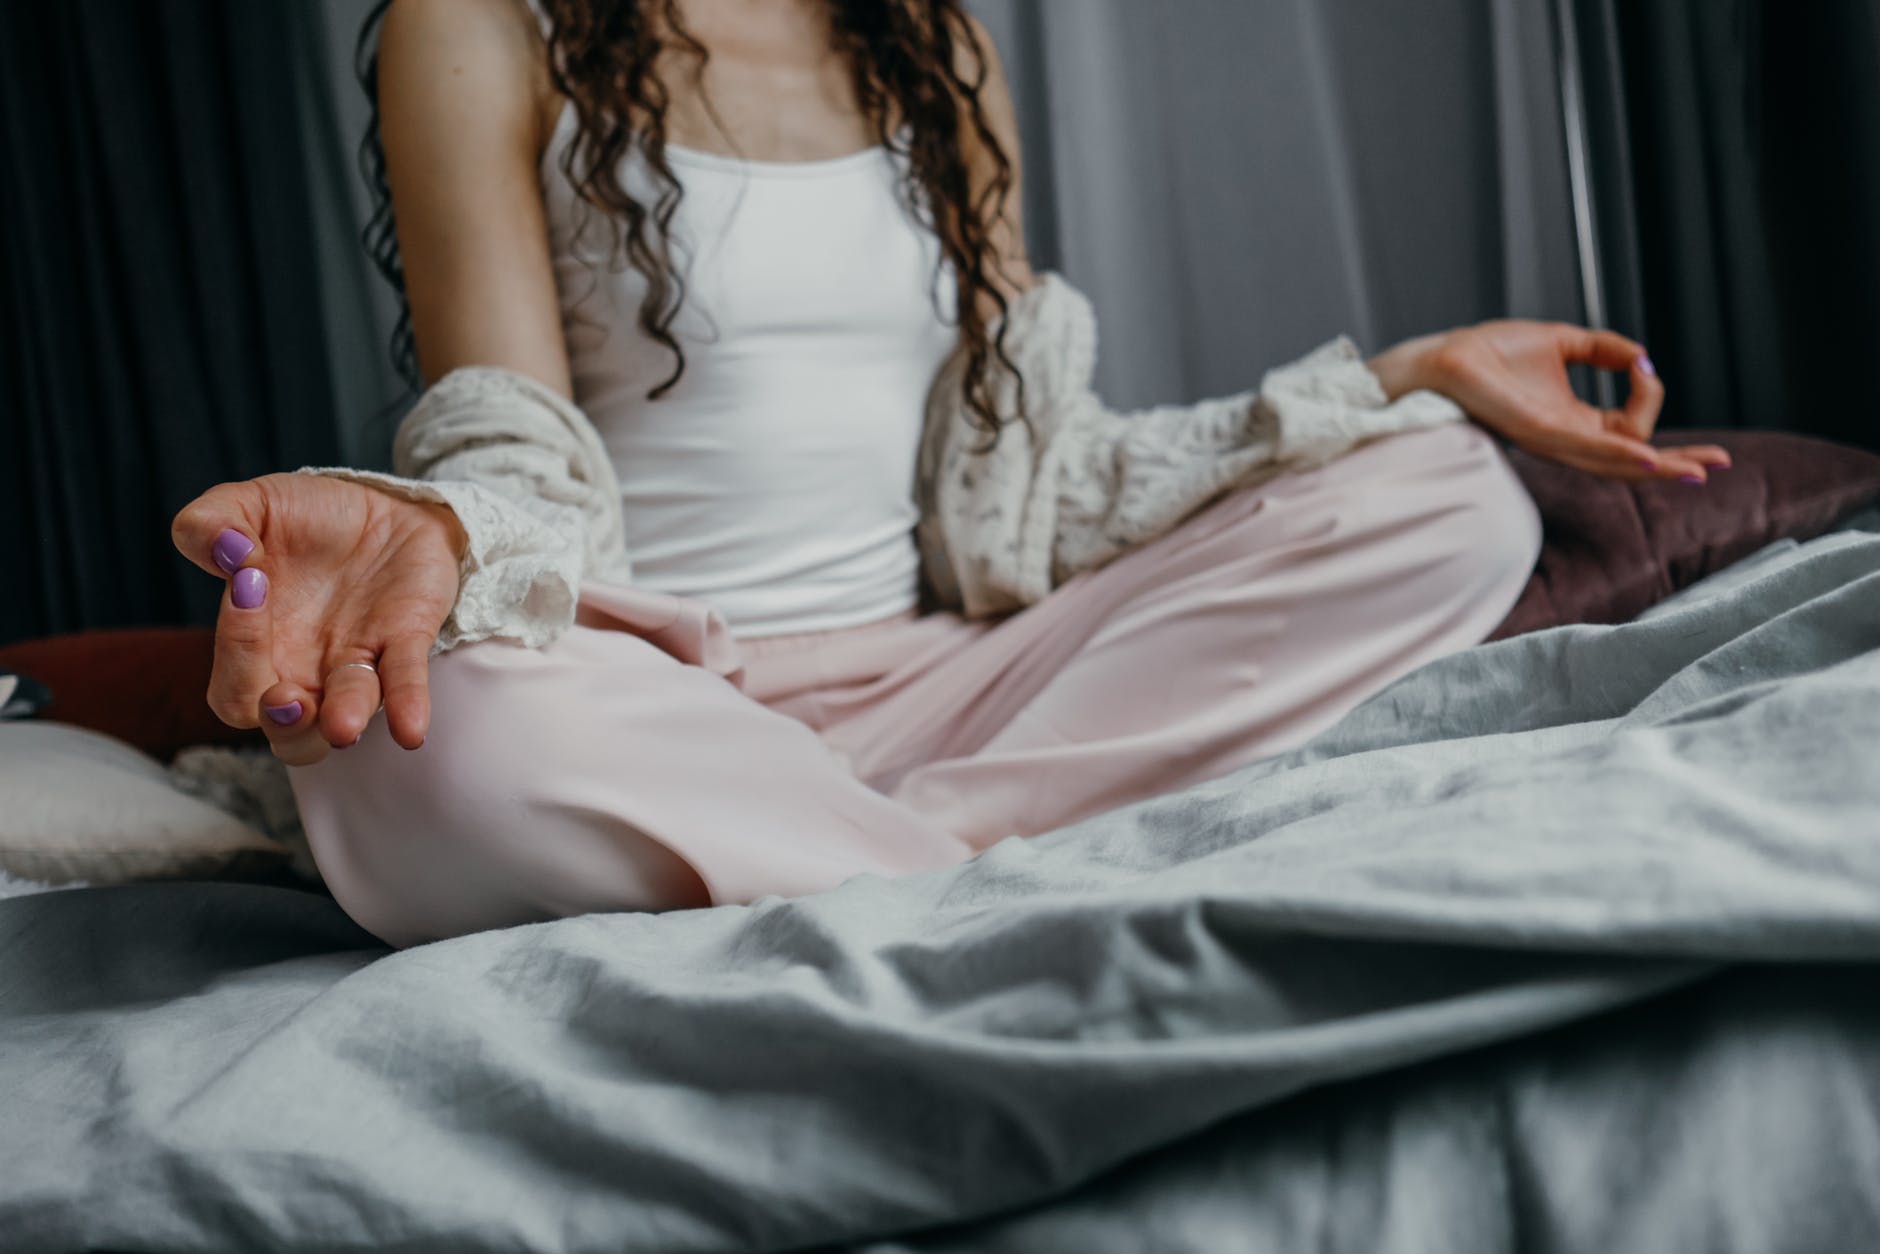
[1588,0,1880,449]
[0,0,344,647]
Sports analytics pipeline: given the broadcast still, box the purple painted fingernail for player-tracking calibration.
[1679,474,1704,485]
[1637,458,1657,472]
[231,566,267,608]
[212,528,254,575]
[264,700,302,725]
[1637,354,1657,378]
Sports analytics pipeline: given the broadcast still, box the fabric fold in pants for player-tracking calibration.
[287,422,1544,948]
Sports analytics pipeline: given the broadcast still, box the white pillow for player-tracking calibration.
[0,722,289,884]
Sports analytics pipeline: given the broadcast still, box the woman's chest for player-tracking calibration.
[543,128,957,386]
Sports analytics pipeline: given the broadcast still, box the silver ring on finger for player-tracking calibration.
[330,660,384,714]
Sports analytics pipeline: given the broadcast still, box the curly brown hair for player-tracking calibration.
[354,0,1027,441]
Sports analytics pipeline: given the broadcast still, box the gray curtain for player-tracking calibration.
[969,0,1588,409]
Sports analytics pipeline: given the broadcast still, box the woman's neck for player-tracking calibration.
[581,0,885,164]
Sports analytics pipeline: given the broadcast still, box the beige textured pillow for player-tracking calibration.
[0,721,289,884]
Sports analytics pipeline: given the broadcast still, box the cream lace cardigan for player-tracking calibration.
[295,272,1466,653]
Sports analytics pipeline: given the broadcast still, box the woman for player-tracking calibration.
[171,0,1728,948]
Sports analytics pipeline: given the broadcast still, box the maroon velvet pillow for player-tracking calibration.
[1485,429,1880,641]
[0,626,267,762]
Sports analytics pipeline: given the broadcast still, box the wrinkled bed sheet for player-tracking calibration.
[2,524,1878,1253]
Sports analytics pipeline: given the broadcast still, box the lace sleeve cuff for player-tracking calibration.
[292,466,585,655]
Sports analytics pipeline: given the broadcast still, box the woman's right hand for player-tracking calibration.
[171,473,468,765]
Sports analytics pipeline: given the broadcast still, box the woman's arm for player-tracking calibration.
[377,0,571,393]
[274,0,631,736]
[171,0,598,765]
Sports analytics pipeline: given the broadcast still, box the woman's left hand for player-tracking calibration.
[1367,321,1732,483]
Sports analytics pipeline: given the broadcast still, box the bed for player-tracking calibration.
[2,457,1878,1252]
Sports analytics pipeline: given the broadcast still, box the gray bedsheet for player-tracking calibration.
[3,527,1878,1253]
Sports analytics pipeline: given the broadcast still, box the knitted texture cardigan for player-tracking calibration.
[295,272,1466,653]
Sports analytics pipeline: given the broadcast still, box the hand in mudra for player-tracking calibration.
[1369,321,1733,482]
[171,473,467,765]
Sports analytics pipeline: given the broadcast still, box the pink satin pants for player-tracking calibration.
[287,422,1543,948]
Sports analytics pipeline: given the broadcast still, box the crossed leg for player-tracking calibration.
[288,422,1541,947]
[814,420,1545,848]
[286,599,972,947]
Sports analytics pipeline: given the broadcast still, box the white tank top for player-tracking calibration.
[534,89,960,637]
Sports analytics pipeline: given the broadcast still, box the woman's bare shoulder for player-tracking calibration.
[377,0,562,164]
